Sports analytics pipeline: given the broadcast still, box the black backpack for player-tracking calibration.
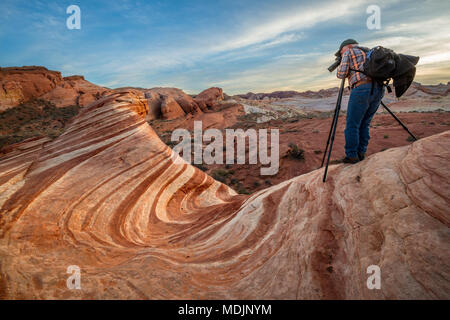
[363,46,396,80]
[351,46,419,97]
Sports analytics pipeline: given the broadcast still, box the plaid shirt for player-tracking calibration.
[337,46,369,87]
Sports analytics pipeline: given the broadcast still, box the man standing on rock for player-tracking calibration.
[336,39,384,163]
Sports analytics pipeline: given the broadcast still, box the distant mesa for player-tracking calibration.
[236,82,450,101]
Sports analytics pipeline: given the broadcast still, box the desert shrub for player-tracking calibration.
[211,169,233,183]
[314,150,322,154]
[287,142,305,160]
[236,185,251,195]
[47,128,64,139]
[0,99,81,151]
[0,135,23,150]
[384,135,389,139]
[212,169,231,177]
[406,136,416,142]
[237,113,259,123]
[212,173,226,183]
[193,163,208,172]
[230,178,240,185]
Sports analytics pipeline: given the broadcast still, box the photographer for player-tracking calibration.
[336,39,384,163]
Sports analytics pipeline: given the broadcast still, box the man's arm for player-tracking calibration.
[337,51,350,79]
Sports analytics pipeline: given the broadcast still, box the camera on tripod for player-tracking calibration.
[328,52,342,72]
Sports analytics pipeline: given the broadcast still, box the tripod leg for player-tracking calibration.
[323,78,346,182]
[321,78,346,168]
[321,104,338,167]
[380,101,418,141]
[323,104,342,182]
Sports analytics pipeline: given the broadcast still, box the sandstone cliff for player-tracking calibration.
[0,66,111,111]
[0,91,448,299]
[141,87,226,120]
[0,66,63,110]
[145,87,202,120]
[40,75,113,108]
[195,87,224,111]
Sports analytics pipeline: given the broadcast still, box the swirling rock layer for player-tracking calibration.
[0,91,448,299]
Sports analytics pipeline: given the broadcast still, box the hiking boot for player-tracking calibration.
[343,156,360,164]
[358,152,365,161]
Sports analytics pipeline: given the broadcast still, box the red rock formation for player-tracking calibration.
[160,94,186,119]
[0,66,63,110]
[144,91,163,120]
[0,66,112,110]
[0,91,448,299]
[142,87,203,121]
[195,87,224,111]
[148,87,202,115]
[40,75,112,108]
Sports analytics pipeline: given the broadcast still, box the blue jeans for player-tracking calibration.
[345,83,384,158]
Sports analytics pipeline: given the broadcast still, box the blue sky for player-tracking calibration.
[1,0,449,94]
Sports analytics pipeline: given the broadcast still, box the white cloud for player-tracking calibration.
[420,52,450,65]
[91,0,370,90]
[8,0,448,93]
[208,0,367,53]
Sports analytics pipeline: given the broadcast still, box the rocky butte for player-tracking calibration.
[0,66,112,111]
[0,90,448,299]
